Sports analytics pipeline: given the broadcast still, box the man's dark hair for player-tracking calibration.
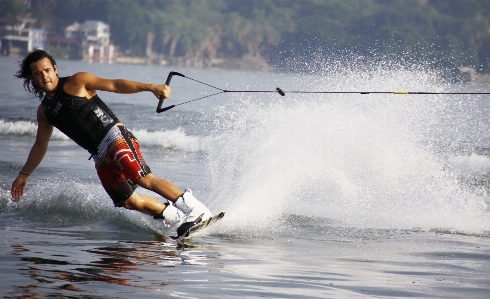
[15,49,57,99]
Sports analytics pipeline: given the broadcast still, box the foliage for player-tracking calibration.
[2,0,490,72]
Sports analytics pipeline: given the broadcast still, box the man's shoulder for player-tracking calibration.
[63,72,98,96]
[66,72,91,83]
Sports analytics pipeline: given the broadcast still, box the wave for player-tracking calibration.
[0,119,69,140]
[0,119,210,153]
[0,180,169,236]
[131,127,211,153]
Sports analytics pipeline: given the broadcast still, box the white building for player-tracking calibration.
[65,20,114,63]
[0,19,46,56]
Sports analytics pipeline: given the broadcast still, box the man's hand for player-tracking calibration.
[153,84,171,100]
[11,174,28,199]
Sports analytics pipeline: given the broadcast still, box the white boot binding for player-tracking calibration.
[173,189,212,237]
[155,202,183,230]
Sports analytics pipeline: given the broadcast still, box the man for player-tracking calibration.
[11,49,212,238]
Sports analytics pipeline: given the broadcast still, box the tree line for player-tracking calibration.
[2,0,490,72]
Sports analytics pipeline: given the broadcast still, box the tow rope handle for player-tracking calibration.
[156,71,185,113]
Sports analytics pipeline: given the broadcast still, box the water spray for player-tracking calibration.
[156,71,490,113]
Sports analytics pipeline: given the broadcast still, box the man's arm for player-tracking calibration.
[65,72,171,100]
[11,106,53,199]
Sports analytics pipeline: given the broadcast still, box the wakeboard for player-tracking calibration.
[173,211,225,244]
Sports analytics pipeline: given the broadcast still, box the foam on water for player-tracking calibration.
[0,119,68,140]
[131,127,210,153]
[1,179,169,235]
[206,61,490,233]
[448,154,490,178]
[0,119,210,153]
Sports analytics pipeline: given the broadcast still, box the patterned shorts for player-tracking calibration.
[94,126,151,206]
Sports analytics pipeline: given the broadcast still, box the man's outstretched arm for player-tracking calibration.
[11,106,53,199]
[65,72,171,100]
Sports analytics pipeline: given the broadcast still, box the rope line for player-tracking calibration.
[157,71,490,113]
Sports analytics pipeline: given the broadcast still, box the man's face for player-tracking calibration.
[29,58,59,94]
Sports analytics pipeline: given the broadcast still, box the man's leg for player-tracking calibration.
[137,173,212,221]
[122,191,183,233]
[136,173,182,202]
[137,173,212,234]
[122,191,167,217]
[107,127,212,236]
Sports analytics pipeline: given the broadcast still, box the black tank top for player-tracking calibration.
[41,77,120,155]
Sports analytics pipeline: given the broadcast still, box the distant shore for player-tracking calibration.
[114,54,274,72]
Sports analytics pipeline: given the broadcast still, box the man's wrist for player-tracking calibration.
[149,83,157,93]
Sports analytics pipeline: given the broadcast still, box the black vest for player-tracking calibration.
[41,77,120,155]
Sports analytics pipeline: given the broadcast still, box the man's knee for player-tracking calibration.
[121,194,138,210]
[137,173,155,189]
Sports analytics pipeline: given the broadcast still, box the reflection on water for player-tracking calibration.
[2,222,490,298]
[5,238,223,299]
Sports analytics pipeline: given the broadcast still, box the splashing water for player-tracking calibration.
[131,127,209,153]
[206,60,490,233]
[0,119,68,140]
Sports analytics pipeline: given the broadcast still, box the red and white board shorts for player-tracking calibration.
[94,125,151,206]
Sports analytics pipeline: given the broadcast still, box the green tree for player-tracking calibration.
[4,0,490,72]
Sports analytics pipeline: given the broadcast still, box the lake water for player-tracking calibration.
[1,55,490,298]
